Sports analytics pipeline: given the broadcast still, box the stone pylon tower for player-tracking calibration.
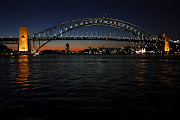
[163,33,170,52]
[19,27,30,52]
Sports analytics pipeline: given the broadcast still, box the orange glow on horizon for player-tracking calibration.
[7,45,88,51]
[7,45,129,51]
[7,41,136,51]
[39,46,88,51]
[8,46,18,50]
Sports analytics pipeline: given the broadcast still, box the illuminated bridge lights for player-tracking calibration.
[33,18,154,50]
[0,17,159,52]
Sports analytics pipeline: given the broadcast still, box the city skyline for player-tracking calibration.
[7,40,144,51]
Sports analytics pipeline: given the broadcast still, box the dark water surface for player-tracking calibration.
[0,54,180,119]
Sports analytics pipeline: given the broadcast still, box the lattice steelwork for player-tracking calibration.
[33,17,154,51]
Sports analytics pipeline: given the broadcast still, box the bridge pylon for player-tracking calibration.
[156,33,170,53]
[18,27,31,53]
[163,33,170,52]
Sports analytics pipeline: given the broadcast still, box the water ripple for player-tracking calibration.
[0,54,180,117]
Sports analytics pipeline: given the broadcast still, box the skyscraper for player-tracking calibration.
[65,43,70,54]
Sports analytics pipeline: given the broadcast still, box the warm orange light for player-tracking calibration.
[19,27,29,51]
[16,55,31,91]
[163,33,170,52]
[39,46,88,51]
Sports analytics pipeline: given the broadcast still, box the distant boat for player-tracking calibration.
[34,51,43,55]
[35,52,39,55]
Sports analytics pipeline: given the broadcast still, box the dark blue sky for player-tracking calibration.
[0,0,179,39]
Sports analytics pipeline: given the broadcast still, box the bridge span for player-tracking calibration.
[0,17,171,52]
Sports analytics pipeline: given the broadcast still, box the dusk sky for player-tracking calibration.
[0,0,179,50]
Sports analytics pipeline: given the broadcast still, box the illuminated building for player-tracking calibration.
[163,33,170,52]
[135,47,146,54]
[18,27,31,52]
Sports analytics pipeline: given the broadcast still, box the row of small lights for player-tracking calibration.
[1,36,179,43]
[30,36,150,39]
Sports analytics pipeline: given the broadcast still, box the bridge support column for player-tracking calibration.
[163,33,170,52]
[33,40,35,51]
[19,27,31,52]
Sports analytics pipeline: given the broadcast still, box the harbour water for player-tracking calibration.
[0,54,180,119]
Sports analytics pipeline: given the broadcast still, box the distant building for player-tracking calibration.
[88,46,91,50]
[83,49,89,54]
[170,41,180,53]
[135,47,146,54]
[65,43,70,54]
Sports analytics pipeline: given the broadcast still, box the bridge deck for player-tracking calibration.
[0,38,19,44]
[1,37,151,43]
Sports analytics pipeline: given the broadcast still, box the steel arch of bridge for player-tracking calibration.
[33,17,154,51]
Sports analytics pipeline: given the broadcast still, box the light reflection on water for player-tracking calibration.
[16,55,31,91]
[160,58,175,88]
[0,54,180,118]
[136,59,146,87]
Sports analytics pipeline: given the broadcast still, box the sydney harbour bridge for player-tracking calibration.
[0,17,170,52]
